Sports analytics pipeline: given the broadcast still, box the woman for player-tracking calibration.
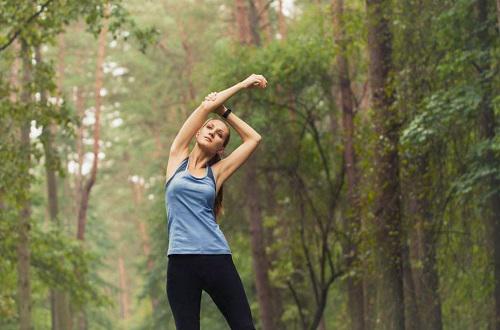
[164,74,268,330]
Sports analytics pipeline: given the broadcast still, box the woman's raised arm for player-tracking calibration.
[169,82,243,156]
[166,74,267,182]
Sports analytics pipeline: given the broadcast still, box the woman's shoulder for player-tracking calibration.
[165,156,189,186]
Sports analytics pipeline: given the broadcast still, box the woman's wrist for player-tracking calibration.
[236,81,246,90]
[215,104,226,116]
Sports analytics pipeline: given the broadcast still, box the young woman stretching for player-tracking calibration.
[164,74,268,330]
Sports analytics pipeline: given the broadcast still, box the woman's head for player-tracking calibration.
[195,118,231,159]
[195,118,231,219]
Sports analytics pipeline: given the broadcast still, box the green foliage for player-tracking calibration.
[1,0,499,328]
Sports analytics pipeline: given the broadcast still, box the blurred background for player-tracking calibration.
[0,0,499,329]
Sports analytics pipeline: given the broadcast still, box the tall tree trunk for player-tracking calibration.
[75,10,108,330]
[277,0,287,39]
[402,227,421,330]
[496,0,500,32]
[177,20,197,102]
[475,0,500,328]
[411,155,442,330]
[74,82,85,217]
[234,1,276,328]
[18,38,33,330]
[235,0,252,44]
[246,154,275,330]
[118,257,130,320]
[76,8,108,241]
[255,0,273,43]
[131,181,159,312]
[38,38,73,330]
[332,0,365,329]
[247,0,262,46]
[36,45,59,330]
[365,0,405,329]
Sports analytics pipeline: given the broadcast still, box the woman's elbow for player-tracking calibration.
[251,134,262,144]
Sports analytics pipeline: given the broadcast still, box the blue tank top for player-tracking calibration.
[164,157,232,255]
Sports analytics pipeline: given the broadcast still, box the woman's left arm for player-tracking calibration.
[212,105,263,188]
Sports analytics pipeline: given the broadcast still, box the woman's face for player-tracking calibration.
[196,120,229,155]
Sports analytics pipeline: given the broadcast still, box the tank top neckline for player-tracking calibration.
[185,157,209,180]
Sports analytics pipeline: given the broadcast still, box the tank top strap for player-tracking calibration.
[165,157,189,187]
[207,166,216,186]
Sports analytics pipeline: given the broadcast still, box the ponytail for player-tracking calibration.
[208,153,225,219]
[202,118,231,220]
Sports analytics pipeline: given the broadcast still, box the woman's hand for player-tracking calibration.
[239,74,268,89]
[204,92,217,102]
[204,92,226,116]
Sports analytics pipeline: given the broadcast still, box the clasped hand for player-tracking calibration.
[203,74,268,115]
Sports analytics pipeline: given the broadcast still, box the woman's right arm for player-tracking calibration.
[169,83,243,156]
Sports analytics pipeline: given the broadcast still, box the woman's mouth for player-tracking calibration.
[204,137,212,142]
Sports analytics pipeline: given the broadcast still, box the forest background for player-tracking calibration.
[0,0,499,329]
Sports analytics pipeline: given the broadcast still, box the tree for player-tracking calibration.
[331,0,365,329]
[365,0,405,328]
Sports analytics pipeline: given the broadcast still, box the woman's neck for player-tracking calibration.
[189,145,212,169]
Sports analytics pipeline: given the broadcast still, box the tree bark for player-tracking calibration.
[36,45,59,330]
[235,0,252,44]
[365,0,405,329]
[475,0,500,328]
[118,257,130,319]
[75,10,108,330]
[402,228,421,330]
[411,155,442,330]
[277,0,287,39]
[255,0,273,43]
[332,0,365,329]
[131,181,159,312]
[236,2,277,328]
[18,37,32,330]
[76,8,108,241]
[496,0,500,32]
[247,0,262,46]
[246,154,275,330]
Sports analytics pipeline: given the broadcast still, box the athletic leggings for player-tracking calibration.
[166,254,255,330]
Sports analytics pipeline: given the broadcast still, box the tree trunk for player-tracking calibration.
[178,20,197,102]
[75,10,108,330]
[236,2,276,328]
[475,1,500,328]
[402,228,421,330]
[118,257,130,319]
[247,0,262,46]
[277,0,287,39]
[76,8,108,241]
[255,0,273,43]
[18,38,33,330]
[496,0,500,32]
[246,154,275,330]
[131,181,159,312]
[411,155,442,330]
[365,0,405,329]
[332,0,365,329]
[234,0,252,44]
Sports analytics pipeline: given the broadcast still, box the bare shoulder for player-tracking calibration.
[165,149,189,183]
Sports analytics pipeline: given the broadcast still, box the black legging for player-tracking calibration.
[166,254,256,330]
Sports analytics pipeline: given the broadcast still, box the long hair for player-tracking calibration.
[202,118,231,219]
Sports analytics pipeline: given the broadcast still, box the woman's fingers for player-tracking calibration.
[204,92,217,101]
